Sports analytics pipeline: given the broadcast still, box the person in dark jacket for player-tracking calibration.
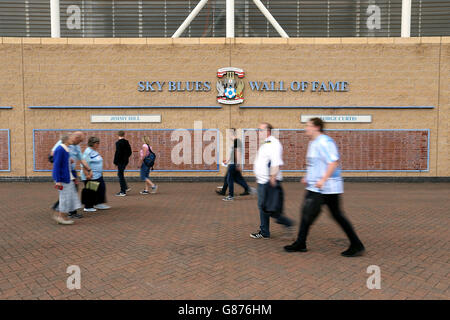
[114,130,133,196]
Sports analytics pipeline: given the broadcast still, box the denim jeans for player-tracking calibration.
[227,164,249,197]
[220,166,230,194]
[257,182,293,237]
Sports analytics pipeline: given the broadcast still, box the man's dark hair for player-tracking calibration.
[309,117,324,132]
[118,130,125,137]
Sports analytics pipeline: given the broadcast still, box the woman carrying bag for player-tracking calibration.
[81,136,111,212]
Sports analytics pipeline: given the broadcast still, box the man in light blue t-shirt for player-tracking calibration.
[284,118,365,257]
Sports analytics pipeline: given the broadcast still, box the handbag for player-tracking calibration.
[262,160,284,215]
[86,181,100,192]
[262,182,284,215]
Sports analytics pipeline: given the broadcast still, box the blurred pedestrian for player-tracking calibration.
[52,134,81,225]
[114,130,132,196]
[220,128,254,201]
[284,118,365,257]
[81,136,111,212]
[250,123,294,239]
[50,131,91,219]
[139,136,158,195]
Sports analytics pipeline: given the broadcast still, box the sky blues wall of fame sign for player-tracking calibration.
[137,67,349,104]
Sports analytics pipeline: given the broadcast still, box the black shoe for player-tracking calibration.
[341,243,365,257]
[250,231,269,239]
[68,212,83,219]
[284,241,307,252]
[240,190,250,196]
[216,190,225,196]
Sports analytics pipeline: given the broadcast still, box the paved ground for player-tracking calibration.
[0,181,448,300]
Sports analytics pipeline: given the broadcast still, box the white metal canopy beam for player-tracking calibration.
[401,0,412,37]
[172,0,209,38]
[226,0,234,38]
[252,0,289,38]
[50,0,61,38]
[172,0,289,38]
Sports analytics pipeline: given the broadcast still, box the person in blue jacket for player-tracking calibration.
[52,134,82,225]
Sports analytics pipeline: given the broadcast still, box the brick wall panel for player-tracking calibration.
[34,130,218,171]
[0,130,9,171]
[243,130,428,171]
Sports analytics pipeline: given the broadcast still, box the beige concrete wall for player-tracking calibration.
[0,37,448,178]
[0,38,26,176]
[438,39,450,176]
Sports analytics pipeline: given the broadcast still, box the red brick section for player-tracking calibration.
[243,130,429,171]
[0,130,9,171]
[34,130,218,171]
[0,182,448,300]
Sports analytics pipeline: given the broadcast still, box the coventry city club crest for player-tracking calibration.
[216,67,244,105]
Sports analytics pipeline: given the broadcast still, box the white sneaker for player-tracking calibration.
[126,188,131,192]
[94,203,111,210]
[84,208,97,212]
[151,185,158,194]
[250,187,257,195]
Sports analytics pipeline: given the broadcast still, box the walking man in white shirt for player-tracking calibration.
[284,118,365,257]
[250,122,294,239]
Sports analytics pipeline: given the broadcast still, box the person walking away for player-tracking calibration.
[222,128,254,201]
[250,122,294,239]
[284,117,365,257]
[139,136,158,195]
[81,136,111,212]
[215,168,229,196]
[50,131,91,219]
[114,130,132,196]
[52,134,82,225]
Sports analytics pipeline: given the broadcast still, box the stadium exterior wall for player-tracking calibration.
[0,37,449,179]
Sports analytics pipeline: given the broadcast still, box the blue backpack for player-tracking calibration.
[143,144,156,168]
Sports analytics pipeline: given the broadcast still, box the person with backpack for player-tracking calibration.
[114,130,133,196]
[139,136,158,195]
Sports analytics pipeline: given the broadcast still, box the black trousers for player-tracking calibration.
[297,191,363,247]
[227,164,249,197]
[117,163,128,193]
[83,176,106,208]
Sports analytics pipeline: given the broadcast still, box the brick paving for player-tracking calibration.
[0,181,449,300]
